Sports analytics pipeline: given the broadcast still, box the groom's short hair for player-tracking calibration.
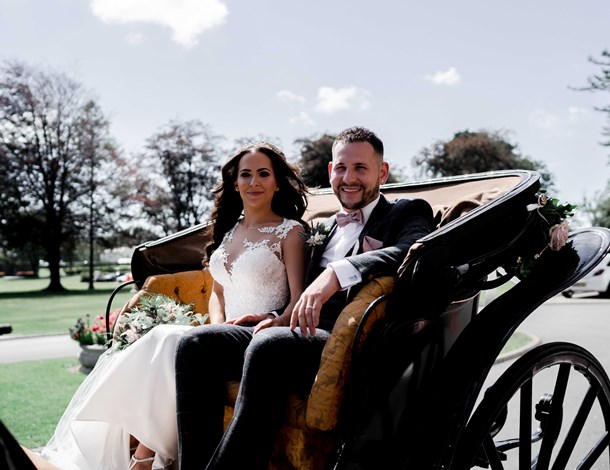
[333,126,384,159]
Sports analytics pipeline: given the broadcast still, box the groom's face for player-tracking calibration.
[328,141,389,210]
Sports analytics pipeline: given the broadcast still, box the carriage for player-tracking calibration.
[105,169,610,469]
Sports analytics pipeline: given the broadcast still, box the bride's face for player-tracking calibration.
[235,151,279,210]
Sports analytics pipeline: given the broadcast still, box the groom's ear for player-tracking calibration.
[379,161,389,185]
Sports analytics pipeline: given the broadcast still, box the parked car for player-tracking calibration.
[562,252,610,298]
[81,271,125,283]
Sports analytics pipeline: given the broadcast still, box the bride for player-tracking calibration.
[37,142,309,470]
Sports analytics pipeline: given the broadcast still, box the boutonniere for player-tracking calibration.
[301,222,331,256]
[518,192,577,277]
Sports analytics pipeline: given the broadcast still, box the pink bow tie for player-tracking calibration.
[336,209,363,227]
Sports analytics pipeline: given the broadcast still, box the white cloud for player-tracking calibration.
[126,32,145,46]
[529,109,561,130]
[90,0,228,48]
[424,66,461,85]
[314,86,371,114]
[276,90,306,104]
[289,111,316,126]
[567,106,590,121]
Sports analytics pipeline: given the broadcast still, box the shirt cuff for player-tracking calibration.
[329,259,362,290]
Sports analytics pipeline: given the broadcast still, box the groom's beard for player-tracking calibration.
[335,183,380,210]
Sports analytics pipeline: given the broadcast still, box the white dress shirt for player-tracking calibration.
[321,195,380,289]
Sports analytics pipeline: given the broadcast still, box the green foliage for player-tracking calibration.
[413,129,556,191]
[295,134,335,188]
[517,194,577,278]
[582,181,610,228]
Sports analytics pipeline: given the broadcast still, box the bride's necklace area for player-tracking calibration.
[239,217,281,231]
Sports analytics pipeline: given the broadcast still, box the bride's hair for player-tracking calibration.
[204,142,310,262]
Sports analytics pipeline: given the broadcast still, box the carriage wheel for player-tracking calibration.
[454,342,610,470]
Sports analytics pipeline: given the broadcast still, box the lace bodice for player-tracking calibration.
[209,218,301,321]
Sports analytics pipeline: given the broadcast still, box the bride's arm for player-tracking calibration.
[208,280,227,324]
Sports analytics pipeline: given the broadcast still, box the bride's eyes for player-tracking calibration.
[238,169,273,179]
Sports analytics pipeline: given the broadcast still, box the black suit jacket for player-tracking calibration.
[307,194,435,329]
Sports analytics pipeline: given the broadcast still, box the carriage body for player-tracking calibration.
[107,170,610,469]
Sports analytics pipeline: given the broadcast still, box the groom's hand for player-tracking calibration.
[291,267,340,337]
[227,313,272,326]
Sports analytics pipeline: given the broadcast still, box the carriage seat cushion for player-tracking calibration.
[305,276,395,431]
[431,188,504,227]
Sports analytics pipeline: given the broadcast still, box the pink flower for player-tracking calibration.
[549,220,570,251]
[108,309,120,329]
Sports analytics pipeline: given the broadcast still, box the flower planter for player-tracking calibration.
[78,344,106,374]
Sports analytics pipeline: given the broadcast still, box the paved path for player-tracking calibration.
[0,333,81,364]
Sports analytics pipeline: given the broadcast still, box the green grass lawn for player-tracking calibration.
[0,357,86,449]
[0,272,136,335]
[0,272,132,447]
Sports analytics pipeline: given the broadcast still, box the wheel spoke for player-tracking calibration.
[483,433,505,470]
[537,363,571,470]
[576,431,610,470]
[551,384,598,469]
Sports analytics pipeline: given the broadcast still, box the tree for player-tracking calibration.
[0,61,117,291]
[295,134,335,189]
[74,100,122,289]
[412,129,555,190]
[582,182,610,228]
[133,119,223,235]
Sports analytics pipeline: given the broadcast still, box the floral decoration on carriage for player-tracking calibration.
[517,192,577,278]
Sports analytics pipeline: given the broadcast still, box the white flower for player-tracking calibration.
[302,222,330,248]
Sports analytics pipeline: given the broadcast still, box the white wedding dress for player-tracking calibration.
[39,218,300,470]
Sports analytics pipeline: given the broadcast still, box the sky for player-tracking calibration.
[1,0,609,208]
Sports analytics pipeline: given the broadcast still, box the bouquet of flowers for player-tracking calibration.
[517,193,577,277]
[111,293,207,352]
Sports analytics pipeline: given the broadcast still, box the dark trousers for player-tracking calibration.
[175,324,331,470]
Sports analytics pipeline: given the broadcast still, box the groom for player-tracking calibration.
[175,126,435,469]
